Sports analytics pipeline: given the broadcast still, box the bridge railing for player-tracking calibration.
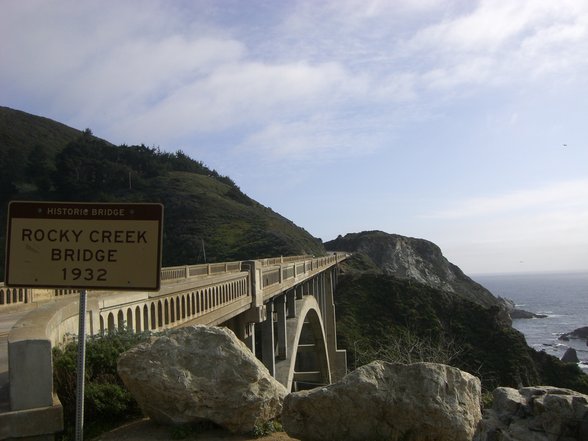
[0,284,80,308]
[1,253,346,307]
[160,261,244,281]
[260,253,346,289]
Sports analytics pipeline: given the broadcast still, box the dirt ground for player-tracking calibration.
[92,418,299,441]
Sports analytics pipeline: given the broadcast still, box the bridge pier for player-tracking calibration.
[323,268,347,382]
[286,289,296,318]
[275,295,287,360]
[261,300,275,376]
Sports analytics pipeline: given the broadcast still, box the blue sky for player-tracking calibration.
[1,0,587,274]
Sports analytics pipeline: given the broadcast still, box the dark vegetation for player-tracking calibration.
[334,254,588,394]
[0,106,325,280]
[52,329,151,440]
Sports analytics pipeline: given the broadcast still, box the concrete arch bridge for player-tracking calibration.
[0,253,349,440]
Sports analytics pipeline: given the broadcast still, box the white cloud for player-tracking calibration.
[2,0,588,162]
[424,180,588,220]
[237,115,382,161]
[421,180,588,273]
[108,59,372,145]
[402,0,588,91]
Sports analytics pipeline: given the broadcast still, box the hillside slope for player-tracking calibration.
[0,106,84,158]
[0,107,325,278]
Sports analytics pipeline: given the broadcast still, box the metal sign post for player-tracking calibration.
[75,289,87,441]
[4,201,164,441]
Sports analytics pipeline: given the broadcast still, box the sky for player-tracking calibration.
[1,0,587,275]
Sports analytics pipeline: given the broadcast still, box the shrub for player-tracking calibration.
[53,328,152,440]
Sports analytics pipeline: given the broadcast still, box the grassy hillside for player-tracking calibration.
[0,107,325,279]
[0,106,84,158]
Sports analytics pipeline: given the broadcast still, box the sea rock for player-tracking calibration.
[510,309,548,319]
[500,297,547,319]
[559,326,588,341]
[561,348,580,363]
[474,386,588,441]
[282,360,482,441]
[117,325,287,433]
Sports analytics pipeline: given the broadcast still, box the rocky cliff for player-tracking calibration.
[325,230,499,308]
[327,230,588,394]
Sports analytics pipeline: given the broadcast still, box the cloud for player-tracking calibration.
[401,0,588,90]
[108,59,372,145]
[237,115,382,162]
[424,179,588,220]
[423,180,588,273]
[2,0,588,162]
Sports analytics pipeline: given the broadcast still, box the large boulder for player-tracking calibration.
[474,386,588,440]
[282,360,482,441]
[117,325,287,433]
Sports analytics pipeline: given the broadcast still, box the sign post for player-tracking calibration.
[5,201,164,441]
[75,288,87,441]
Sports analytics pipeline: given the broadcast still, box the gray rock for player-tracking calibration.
[474,386,588,441]
[282,360,482,441]
[325,232,503,310]
[562,348,580,363]
[117,325,287,433]
[510,309,548,319]
[560,326,588,341]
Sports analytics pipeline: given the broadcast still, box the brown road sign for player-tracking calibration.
[5,201,163,290]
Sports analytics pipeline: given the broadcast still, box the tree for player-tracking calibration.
[0,145,26,202]
[53,137,129,200]
[27,144,53,195]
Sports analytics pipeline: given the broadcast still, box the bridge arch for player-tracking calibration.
[275,295,331,392]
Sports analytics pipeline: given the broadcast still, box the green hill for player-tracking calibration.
[0,107,325,279]
[0,106,84,158]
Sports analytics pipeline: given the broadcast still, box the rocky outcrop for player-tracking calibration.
[282,360,482,441]
[474,386,588,441]
[501,297,548,319]
[510,309,548,319]
[117,325,287,433]
[560,326,588,341]
[325,231,500,309]
[562,348,580,363]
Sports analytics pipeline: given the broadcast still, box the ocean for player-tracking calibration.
[473,271,588,373]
